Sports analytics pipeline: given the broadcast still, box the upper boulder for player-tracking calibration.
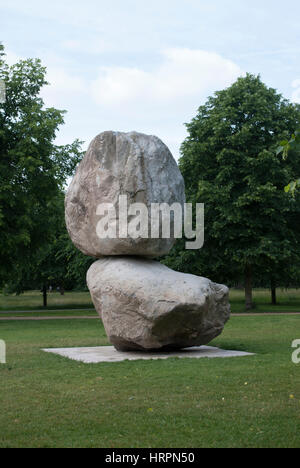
[65,131,185,257]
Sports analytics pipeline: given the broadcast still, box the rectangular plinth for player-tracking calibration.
[42,345,254,363]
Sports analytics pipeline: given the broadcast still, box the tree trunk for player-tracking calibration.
[42,284,47,308]
[245,265,253,310]
[271,279,277,305]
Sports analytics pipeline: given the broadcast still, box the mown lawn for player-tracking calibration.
[230,288,300,313]
[0,310,97,318]
[0,316,299,448]
[0,291,94,311]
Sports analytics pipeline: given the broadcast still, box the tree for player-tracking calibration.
[34,193,95,300]
[0,44,83,288]
[167,74,300,310]
[7,193,94,306]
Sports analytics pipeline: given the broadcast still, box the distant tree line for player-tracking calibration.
[0,43,93,305]
[1,43,300,309]
[163,74,300,309]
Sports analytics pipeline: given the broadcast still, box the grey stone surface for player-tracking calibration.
[65,131,185,258]
[43,345,254,363]
[87,257,231,351]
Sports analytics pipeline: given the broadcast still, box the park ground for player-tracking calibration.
[0,288,300,316]
[0,315,299,448]
[0,289,299,447]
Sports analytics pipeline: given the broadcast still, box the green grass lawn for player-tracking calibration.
[0,290,94,311]
[1,288,300,314]
[230,288,300,313]
[0,310,97,318]
[0,316,299,448]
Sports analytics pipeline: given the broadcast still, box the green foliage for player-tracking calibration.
[46,195,94,290]
[5,193,94,294]
[165,74,300,302]
[277,130,300,194]
[0,44,83,287]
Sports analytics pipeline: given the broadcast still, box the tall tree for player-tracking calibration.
[0,44,83,287]
[7,193,94,306]
[169,74,300,309]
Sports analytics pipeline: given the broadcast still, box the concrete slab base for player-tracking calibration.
[42,345,254,363]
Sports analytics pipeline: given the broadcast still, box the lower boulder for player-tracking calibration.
[87,257,230,351]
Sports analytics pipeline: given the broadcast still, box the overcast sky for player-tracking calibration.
[1,0,300,159]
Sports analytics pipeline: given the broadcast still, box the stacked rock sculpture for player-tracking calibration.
[65,131,230,351]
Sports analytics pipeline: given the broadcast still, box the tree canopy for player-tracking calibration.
[165,74,300,309]
[0,43,83,288]
[7,193,94,303]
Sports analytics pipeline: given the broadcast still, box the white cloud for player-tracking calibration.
[29,50,89,111]
[49,69,86,93]
[3,49,87,112]
[89,48,243,158]
[3,46,243,160]
[91,48,243,108]
[4,49,23,66]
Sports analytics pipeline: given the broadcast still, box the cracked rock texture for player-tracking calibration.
[65,131,185,258]
[87,257,231,351]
